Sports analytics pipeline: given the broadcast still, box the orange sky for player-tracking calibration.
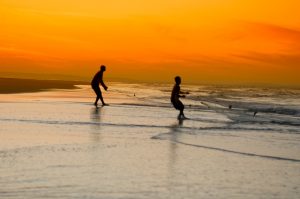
[1,0,300,86]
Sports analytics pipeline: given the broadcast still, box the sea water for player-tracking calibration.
[0,83,299,199]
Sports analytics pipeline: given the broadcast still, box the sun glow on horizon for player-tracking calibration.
[1,0,300,86]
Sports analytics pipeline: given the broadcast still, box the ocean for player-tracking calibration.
[0,83,299,198]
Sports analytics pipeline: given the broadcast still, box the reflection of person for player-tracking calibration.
[171,76,188,119]
[91,65,108,106]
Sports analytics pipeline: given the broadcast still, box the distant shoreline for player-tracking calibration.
[0,78,89,94]
[0,78,299,95]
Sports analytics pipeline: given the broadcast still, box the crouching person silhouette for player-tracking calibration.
[91,65,108,106]
[171,76,188,119]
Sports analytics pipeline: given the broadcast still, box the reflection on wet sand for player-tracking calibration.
[89,107,104,142]
[168,119,184,179]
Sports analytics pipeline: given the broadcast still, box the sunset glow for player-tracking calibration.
[1,0,300,86]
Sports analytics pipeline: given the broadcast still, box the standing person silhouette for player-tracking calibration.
[171,76,188,119]
[91,65,108,106]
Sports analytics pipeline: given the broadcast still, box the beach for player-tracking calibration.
[0,83,300,199]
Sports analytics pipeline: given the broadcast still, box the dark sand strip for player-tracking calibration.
[0,78,88,94]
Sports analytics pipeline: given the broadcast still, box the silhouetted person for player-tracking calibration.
[91,65,108,106]
[171,76,188,119]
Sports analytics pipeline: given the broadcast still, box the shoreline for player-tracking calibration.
[0,77,89,94]
[0,82,299,199]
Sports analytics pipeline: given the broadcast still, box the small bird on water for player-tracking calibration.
[253,111,258,117]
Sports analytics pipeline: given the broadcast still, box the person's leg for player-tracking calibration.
[179,109,185,118]
[93,86,102,106]
[173,100,185,119]
[94,96,100,106]
[92,86,97,106]
[96,87,108,106]
[178,101,185,118]
[98,93,107,106]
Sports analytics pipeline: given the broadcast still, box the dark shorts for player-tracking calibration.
[92,85,102,97]
[171,100,184,111]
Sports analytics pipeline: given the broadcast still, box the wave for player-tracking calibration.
[1,117,299,134]
[197,102,300,127]
[196,96,300,117]
[224,117,300,127]
[114,104,300,128]
[0,118,179,129]
[152,136,300,163]
[111,103,171,109]
[248,107,300,116]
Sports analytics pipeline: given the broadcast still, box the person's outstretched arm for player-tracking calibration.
[180,90,189,95]
[178,90,186,98]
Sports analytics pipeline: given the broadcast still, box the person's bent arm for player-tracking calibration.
[100,80,108,90]
[180,91,189,95]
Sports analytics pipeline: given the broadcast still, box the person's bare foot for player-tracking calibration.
[178,114,187,120]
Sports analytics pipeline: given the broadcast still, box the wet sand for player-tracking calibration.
[0,85,299,199]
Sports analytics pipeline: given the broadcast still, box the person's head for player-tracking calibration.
[100,65,106,71]
[175,76,181,84]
